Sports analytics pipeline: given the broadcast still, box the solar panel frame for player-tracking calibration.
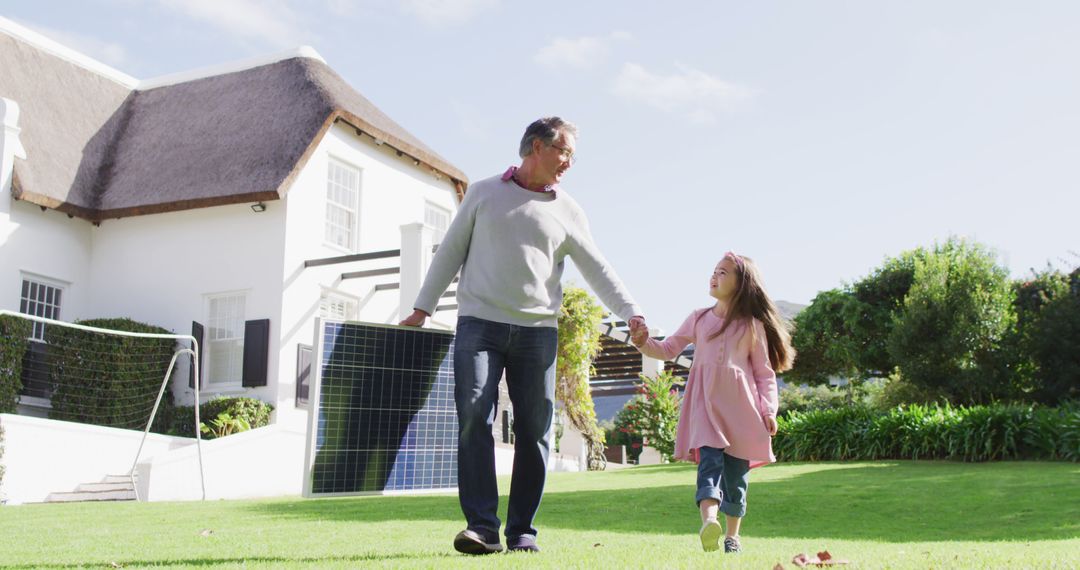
[303,318,459,497]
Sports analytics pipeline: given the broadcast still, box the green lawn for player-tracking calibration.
[0,461,1077,569]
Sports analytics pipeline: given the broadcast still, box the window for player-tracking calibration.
[296,344,312,408]
[319,293,357,321]
[325,159,361,250]
[206,293,246,385]
[424,202,450,244]
[19,277,63,341]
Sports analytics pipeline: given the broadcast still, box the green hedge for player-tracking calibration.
[1,421,6,488]
[0,315,32,414]
[775,402,1080,462]
[46,318,177,432]
[171,397,274,440]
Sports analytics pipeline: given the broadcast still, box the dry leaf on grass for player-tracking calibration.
[792,550,850,567]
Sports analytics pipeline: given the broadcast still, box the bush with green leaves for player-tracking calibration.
[172,396,273,439]
[0,315,32,414]
[774,402,1080,462]
[0,421,6,488]
[46,318,177,432]
[556,286,607,470]
[887,238,1016,404]
[611,371,682,462]
[1011,267,1080,404]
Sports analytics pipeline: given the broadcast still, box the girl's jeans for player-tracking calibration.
[696,446,750,518]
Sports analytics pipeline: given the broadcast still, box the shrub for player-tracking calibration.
[774,402,1080,462]
[556,287,607,470]
[779,384,854,417]
[0,421,5,488]
[888,238,1016,404]
[612,371,681,462]
[46,318,177,432]
[172,396,273,439]
[0,315,32,414]
[603,419,643,464]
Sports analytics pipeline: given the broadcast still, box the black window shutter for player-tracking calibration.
[242,319,270,387]
[189,321,204,389]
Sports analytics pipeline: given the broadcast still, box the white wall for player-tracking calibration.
[275,121,460,427]
[0,200,94,322]
[85,201,287,409]
[0,413,192,504]
[138,423,306,501]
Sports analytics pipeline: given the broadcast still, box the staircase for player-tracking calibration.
[45,475,136,503]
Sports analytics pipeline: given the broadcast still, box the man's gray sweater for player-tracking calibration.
[413,173,642,328]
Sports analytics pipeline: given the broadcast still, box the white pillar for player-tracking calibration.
[1,98,27,207]
[399,222,434,321]
[1,98,27,249]
[641,326,665,378]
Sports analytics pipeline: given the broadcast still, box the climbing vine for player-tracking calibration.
[556,286,607,470]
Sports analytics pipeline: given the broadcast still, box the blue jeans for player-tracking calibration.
[696,446,751,518]
[454,316,558,539]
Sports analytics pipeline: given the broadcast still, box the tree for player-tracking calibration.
[887,238,1015,404]
[847,252,920,377]
[1018,267,1080,404]
[556,287,607,470]
[787,289,859,385]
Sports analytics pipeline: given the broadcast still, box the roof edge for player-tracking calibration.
[332,111,468,195]
[0,15,139,88]
[14,188,283,223]
[138,46,327,90]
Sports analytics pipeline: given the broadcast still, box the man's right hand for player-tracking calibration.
[399,309,429,327]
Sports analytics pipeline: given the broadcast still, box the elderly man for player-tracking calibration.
[400,117,646,554]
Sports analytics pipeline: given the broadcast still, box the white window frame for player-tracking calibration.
[324,157,362,251]
[424,201,451,244]
[204,291,248,387]
[318,290,359,322]
[19,273,67,342]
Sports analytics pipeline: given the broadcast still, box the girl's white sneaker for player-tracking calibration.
[699,519,722,552]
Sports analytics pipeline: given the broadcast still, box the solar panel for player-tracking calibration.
[303,320,457,496]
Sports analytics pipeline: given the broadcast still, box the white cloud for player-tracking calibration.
[399,0,498,27]
[159,0,307,48]
[534,31,632,70]
[20,22,129,67]
[611,62,754,124]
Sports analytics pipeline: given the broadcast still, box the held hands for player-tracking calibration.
[763,415,778,436]
[628,315,648,347]
[399,309,429,327]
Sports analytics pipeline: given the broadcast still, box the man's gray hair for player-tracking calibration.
[519,116,578,158]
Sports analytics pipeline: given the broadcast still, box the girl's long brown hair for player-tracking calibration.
[707,253,796,372]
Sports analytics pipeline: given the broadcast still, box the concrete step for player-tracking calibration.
[102,474,134,484]
[45,489,136,502]
[75,481,133,493]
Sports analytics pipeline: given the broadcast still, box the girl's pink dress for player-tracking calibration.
[639,307,778,468]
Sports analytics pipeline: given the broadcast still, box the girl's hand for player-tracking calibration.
[630,326,649,347]
[763,415,778,436]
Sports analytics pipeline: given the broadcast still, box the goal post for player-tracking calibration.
[0,309,205,500]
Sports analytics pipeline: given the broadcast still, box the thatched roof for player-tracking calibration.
[0,26,467,223]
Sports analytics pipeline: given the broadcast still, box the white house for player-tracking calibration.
[1,17,597,504]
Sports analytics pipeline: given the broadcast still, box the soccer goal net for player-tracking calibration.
[0,309,205,501]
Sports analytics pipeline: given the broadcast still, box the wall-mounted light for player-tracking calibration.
[251,202,267,213]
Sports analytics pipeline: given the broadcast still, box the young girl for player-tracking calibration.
[630,251,794,553]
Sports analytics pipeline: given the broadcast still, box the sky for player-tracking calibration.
[2,1,1078,332]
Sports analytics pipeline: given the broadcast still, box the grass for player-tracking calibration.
[0,461,1077,569]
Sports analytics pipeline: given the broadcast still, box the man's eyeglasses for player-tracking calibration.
[548,142,577,164]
